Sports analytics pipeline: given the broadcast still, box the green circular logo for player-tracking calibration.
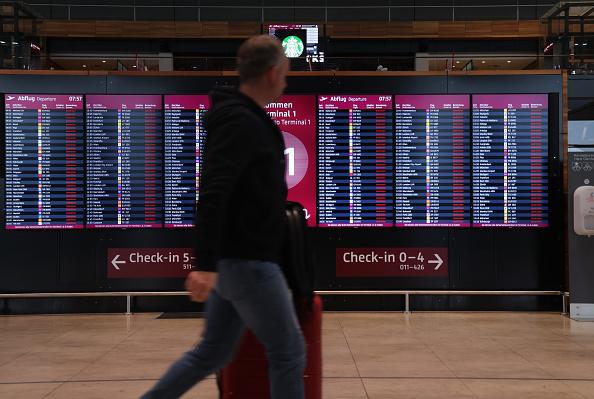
[282,36,304,58]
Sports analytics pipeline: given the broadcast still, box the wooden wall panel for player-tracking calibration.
[326,20,546,39]
[463,21,493,36]
[175,22,203,37]
[438,22,466,37]
[518,20,542,36]
[146,22,176,38]
[119,22,154,37]
[326,23,360,37]
[568,24,594,33]
[41,21,89,37]
[448,70,561,76]
[412,21,440,36]
[227,22,262,37]
[39,21,261,39]
[492,21,519,36]
[94,21,122,37]
[359,22,388,37]
[386,22,414,36]
[202,22,229,37]
[3,20,37,34]
[38,20,546,39]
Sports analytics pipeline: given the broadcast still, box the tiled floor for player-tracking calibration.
[1,312,594,398]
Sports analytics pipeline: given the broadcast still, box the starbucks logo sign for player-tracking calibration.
[282,36,304,58]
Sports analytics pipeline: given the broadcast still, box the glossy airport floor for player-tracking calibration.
[1,312,594,399]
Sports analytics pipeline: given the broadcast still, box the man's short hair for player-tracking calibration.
[237,35,285,83]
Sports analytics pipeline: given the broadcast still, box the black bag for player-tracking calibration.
[281,201,315,311]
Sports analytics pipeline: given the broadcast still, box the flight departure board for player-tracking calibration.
[318,95,394,227]
[5,94,84,229]
[86,95,163,228]
[472,94,549,227]
[164,95,209,228]
[394,95,471,227]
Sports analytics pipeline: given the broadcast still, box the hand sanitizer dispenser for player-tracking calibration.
[574,186,594,236]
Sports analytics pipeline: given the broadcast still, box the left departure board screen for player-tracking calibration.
[5,94,84,229]
[318,95,394,227]
[86,95,163,228]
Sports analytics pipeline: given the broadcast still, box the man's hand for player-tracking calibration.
[185,271,218,302]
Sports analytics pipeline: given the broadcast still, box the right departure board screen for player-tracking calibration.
[164,95,209,228]
[472,94,549,227]
[394,95,471,227]
[86,95,163,228]
[318,95,394,227]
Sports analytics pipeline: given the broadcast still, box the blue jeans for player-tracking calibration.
[140,259,306,399]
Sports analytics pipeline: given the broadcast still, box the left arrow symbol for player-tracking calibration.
[111,254,126,270]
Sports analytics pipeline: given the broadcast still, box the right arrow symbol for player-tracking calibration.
[428,254,443,270]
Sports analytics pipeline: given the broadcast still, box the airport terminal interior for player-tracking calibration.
[2,1,594,398]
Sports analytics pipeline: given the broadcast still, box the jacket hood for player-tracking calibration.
[207,86,265,115]
[208,86,245,109]
[206,86,275,129]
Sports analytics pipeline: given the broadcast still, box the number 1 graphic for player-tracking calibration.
[284,147,295,176]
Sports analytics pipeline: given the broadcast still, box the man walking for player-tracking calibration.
[141,35,305,399]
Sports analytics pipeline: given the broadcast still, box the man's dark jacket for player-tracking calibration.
[195,87,288,272]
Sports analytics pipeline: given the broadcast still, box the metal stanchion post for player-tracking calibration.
[562,293,568,315]
[126,295,132,315]
[405,293,410,314]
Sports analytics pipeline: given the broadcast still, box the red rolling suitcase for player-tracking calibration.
[218,294,323,399]
[218,201,320,398]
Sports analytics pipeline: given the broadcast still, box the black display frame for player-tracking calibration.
[0,73,565,313]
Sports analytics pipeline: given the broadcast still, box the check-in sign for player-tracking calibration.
[107,248,194,278]
[336,247,448,277]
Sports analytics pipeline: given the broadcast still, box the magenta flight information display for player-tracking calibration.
[472,94,549,227]
[265,95,317,227]
[86,95,163,228]
[317,95,394,227]
[164,95,209,228]
[5,94,84,229]
[394,95,471,227]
